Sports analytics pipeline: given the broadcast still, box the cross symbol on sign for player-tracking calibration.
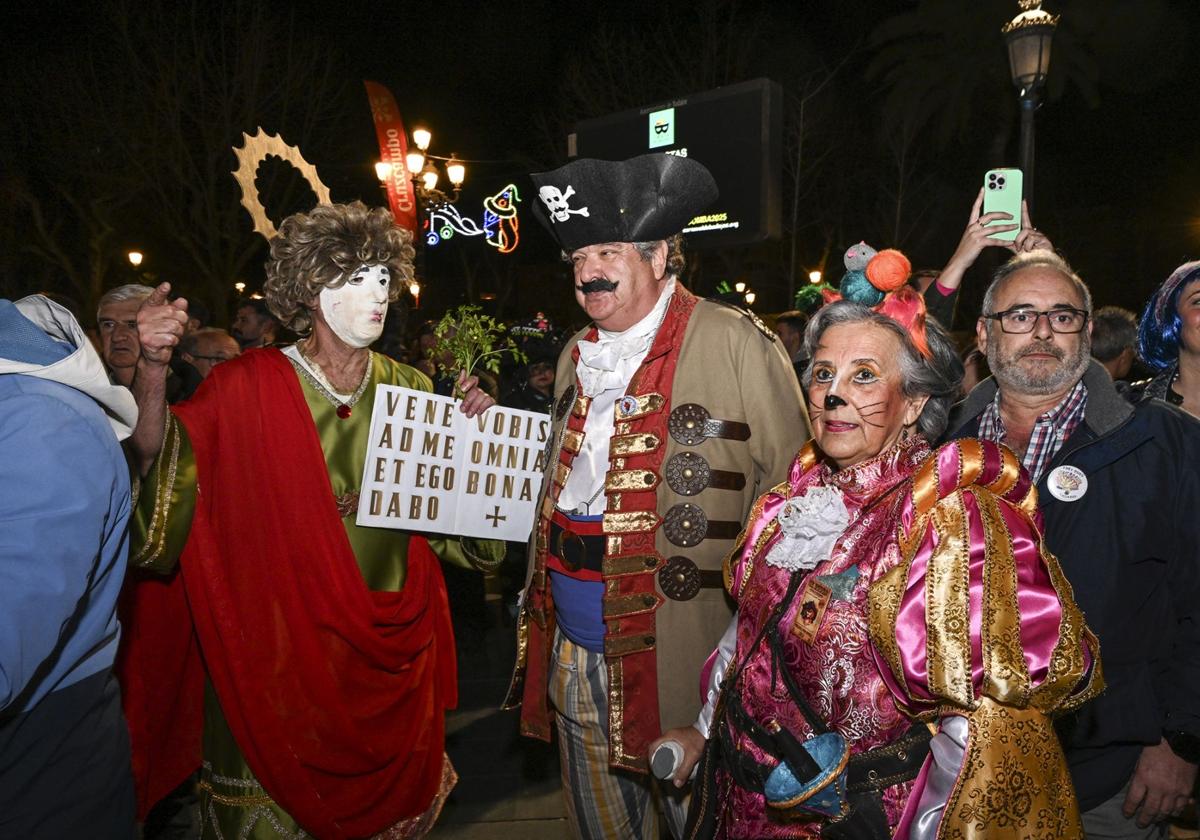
[486,505,508,528]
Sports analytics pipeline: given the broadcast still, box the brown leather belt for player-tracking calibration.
[668,404,751,446]
[663,503,741,547]
[665,451,746,496]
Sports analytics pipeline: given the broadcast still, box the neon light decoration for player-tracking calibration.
[424,184,521,254]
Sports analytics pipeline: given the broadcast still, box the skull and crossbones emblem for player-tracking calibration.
[538,185,590,223]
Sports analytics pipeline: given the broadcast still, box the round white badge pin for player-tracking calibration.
[1047,465,1088,502]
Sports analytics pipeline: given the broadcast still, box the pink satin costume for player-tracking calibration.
[716,436,1102,839]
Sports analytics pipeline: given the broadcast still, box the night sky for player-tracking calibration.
[5,0,1200,330]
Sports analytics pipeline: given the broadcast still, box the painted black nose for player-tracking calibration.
[823,394,847,410]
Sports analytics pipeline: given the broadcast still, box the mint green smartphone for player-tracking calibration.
[982,168,1023,242]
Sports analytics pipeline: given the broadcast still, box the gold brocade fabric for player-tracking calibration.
[943,698,1083,839]
[865,440,1103,839]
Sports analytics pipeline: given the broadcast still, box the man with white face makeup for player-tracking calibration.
[119,202,503,839]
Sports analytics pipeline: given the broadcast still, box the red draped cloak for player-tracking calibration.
[118,349,456,839]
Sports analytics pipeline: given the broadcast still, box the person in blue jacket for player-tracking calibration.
[947,250,1200,838]
[0,294,139,838]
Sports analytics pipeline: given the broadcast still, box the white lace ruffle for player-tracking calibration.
[764,485,850,572]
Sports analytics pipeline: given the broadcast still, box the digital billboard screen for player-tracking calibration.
[570,78,782,249]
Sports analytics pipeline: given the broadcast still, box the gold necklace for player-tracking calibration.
[292,342,372,419]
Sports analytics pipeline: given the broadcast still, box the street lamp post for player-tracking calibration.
[1002,0,1058,210]
[376,126,467,310]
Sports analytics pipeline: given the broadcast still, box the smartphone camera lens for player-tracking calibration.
[988,173,997,183]
[997,177,1006,187]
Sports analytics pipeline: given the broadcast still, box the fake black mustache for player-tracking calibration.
[578,278,618,294]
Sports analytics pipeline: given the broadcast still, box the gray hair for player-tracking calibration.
[1090,306,1138,362]
[97,283,154,322]
[983,251,1092,318]
[632,234,686,278]
[802,301,964,441]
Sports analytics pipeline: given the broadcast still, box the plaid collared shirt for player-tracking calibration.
[977,379,1088,485]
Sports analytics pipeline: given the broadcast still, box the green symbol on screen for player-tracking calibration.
[648,108,675,149]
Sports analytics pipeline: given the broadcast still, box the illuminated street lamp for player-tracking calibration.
[808,270,822,284]
[234,281,246,294]
[127,250,144,268]
[446,156,466,188]
[375,125,465,207]
[744,291,757,306]
[1003,0,1058,207]
[420,162,440,193]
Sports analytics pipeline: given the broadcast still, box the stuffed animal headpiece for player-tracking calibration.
[823,242,931,358]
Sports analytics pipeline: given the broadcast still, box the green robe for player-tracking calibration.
[131,352,501,839]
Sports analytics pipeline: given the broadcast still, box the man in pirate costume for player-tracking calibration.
[120,201,502,839]
[505,154,808,838]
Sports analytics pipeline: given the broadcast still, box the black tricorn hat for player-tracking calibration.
[530,154,718,252]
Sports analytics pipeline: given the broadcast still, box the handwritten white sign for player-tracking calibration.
[356,385,550,541]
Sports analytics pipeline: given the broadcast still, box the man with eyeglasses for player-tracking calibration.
[948,250,1200,839]
[178,328,240,381]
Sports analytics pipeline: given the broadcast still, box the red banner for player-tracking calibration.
[364,80,418,234]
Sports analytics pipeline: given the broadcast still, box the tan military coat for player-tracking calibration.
[506,285,809,770]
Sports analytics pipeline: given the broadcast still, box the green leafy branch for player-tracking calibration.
[431,305,526,392]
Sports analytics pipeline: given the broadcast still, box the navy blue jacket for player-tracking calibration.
[947,361,1200,811]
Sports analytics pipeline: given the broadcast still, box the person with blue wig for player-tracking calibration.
[1133,260,1200,417]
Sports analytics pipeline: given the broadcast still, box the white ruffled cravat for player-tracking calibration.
[558,280,675,513]
[575,280,674,398]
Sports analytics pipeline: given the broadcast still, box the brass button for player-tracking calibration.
[643,557,657,569]
[642,474,654,485]
[643,635,655,645]
[641,594,655,607]
[644,435,656,446]
[686,419,696,429]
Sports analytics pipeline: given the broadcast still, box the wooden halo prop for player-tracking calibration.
[232,127,332,241]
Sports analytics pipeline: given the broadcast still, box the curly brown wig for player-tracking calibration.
[265,201,415,334]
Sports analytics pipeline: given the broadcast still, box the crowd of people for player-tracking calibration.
[1,150,1198,840]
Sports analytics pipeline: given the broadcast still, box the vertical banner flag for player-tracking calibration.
[364,80,418,234]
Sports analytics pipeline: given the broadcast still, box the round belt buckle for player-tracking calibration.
[666,451,711,496]
[668,404,710,446]
[659,556,702,601]
[664,503,708,547]
[556,529,586,572]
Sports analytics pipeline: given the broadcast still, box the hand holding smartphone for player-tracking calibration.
[982,168,1023,242]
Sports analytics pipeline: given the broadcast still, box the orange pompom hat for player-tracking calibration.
[865,249,911,292]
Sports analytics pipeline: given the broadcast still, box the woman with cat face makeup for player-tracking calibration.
[663,291,1102,839]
